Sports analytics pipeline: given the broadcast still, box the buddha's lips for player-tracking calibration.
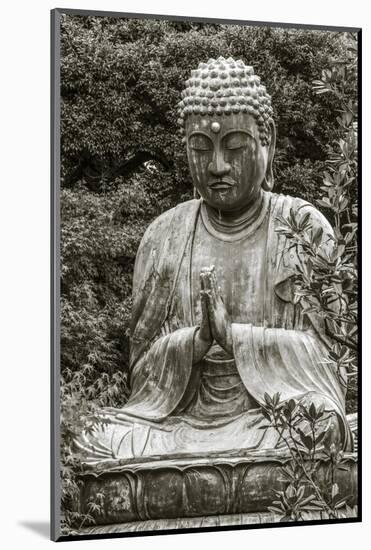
[208,179,235,190]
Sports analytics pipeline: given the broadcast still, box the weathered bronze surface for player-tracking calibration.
[77,57,355,526]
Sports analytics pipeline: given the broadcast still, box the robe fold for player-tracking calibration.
[77,192,352,463]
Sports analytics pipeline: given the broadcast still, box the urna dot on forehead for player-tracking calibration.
[210,121,221,134]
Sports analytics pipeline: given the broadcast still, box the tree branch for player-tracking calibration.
[63,150,173,190]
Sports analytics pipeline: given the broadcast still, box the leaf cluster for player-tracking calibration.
[262,393,354,521]
[274,34,358,408]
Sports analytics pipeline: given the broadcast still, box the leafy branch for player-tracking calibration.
[275,33,358,392]
[261,393,354,521]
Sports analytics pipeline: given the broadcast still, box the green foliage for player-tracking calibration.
[61,15,348,191]
[274,33,358,411]
[60,169,183,532]
[60,169,183,382]
[60,381,98,532]
[261,393,357,522]
[261,38,358,523]
[274,160,325,205]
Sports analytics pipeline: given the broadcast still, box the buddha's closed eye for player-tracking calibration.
[224,132,251,151]
[189,134,213,151]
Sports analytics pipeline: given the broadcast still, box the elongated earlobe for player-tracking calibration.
[262,175,273,191]
[262,120,276,191]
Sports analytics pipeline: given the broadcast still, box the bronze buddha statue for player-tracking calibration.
[77,57,352,467]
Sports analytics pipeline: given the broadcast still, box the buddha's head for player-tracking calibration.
[177,57,276,212]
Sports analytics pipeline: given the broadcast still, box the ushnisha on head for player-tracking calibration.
[177,57,273,146]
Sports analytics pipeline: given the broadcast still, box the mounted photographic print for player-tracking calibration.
[51,8,361,541]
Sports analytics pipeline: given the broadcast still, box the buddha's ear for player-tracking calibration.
[262,119,276,191]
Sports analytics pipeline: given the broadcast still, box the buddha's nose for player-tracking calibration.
[208,151,231,177]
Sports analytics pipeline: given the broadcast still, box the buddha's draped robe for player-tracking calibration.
[77,192,353,463]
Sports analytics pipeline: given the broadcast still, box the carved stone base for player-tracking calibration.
[79,451,357,526]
